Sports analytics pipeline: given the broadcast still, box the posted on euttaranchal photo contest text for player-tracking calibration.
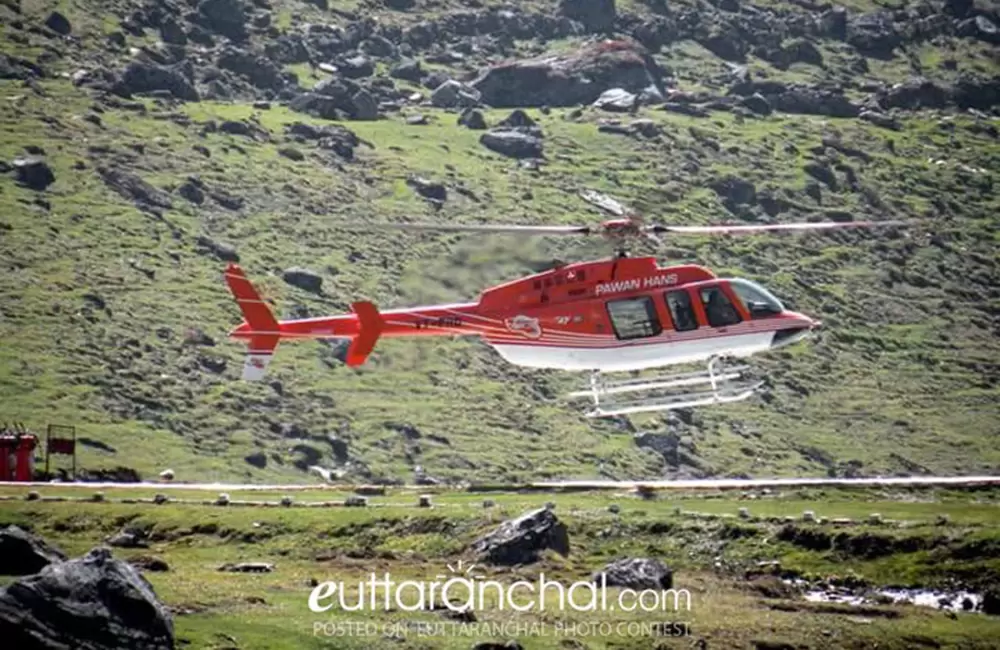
[307,563,693,640]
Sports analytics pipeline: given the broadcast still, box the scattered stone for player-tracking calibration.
[153,494,169,505]
[12,157,55,190]
[0,547,174,649]
[407,176,446,203]
[559,0,616,33]
[0,526,67,575]
[480,129,543,159]
[98,167,173,209]
[418,495,433,508]
[458,108,487,130]
[159,469,174,481]
[497,110,535,129]
[216,493,230,506]
[389,58,423,82]
[741,93,772,116]
[281,496,293,507]
[431,79,481,109]
[107,527,149,549]
[710,174,756,208]
[282,267,323,293]
[859,110,901,130]
[199,0,248,42]
[278,146,304,161]
[114,61,199,101]
[244,451,268,469]
[178,177,206,205]
[593,87,638,112]
[44,11,71,35]
[344,496,368,507]
[196,235,239,262]
[470,507,570,565]
[592,558,673,590]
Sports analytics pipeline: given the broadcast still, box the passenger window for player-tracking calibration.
[700,287,742,327]
[606,297,662,340]
[665,290,698,332]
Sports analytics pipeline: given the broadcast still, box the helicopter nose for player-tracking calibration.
[770,312,821,349]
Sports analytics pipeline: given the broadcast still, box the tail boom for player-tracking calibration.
[224,264,482,379]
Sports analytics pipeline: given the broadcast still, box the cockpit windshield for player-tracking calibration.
[727,278,785,319]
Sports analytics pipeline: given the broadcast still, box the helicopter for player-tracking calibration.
[224,191,908,418]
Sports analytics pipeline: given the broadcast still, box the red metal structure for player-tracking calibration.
[0,423,39,482]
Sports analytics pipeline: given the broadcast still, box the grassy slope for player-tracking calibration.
[2,485,1000,649]
[0,0,998,484]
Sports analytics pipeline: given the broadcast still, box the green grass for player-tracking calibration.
[2,485,1000,649]
[1,0,999,488]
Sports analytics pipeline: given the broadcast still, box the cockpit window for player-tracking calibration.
[728,279,784,319]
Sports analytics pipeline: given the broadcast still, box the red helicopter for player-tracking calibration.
[225,192,907,417]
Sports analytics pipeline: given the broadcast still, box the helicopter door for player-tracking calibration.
[698,285,743,329]
[664,290,698,332]
[606,296,662,340]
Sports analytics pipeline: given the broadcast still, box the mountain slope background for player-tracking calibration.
[1,0,998,484]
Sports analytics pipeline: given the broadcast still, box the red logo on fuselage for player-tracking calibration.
[504,315,542,339]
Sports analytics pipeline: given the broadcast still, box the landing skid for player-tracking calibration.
[569,357,764,418]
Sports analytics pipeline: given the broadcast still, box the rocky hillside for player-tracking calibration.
[1,0,998,484]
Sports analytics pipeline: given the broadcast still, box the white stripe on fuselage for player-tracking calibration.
[489,332,777,372]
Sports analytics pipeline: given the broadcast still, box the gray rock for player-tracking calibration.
[12,157,55,190]
[407,176,446,203]
[351,89,378,120]
[593,87,638,112]
[0,526,67,576]
[741,93,772,116]
[283,267,323,293]
[389,58,423,83]
[592,557,673,590]
[559,0,616,33]
[199,0,248,42]
[98,167,173,209]
[0,547,174,650]
[496,109,535,128]
[431,79,481,109]
[44,11,71,35]
[115,61,199,101]
[479,129,543,159]
[469,507,570,565]
[458,108,487,130]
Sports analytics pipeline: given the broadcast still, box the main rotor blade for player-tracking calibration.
[647,220,911,235]
[339,223,594,235]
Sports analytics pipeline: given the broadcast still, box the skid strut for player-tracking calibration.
[569,357,764,418]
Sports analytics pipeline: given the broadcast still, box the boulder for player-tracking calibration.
[0,526,67,576]
[283,267,323,293]
[593,87,637,112]
[389,59,423,83]
[458,108,487,130]
[431,79,481,109]
[469,507,570,565]
[559,0,616,33]
[479,129,543,159]
[471,39,664,108]
[0,547,174,650]
[198,0,248,42]
[407,176,447,203]
[12,157,55,190]
[710,175,756,208]
[114,61,199,101]
[44,11,71,35]
[592,557,673,590]
[216,47,284,90]
[97,167,173,209]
